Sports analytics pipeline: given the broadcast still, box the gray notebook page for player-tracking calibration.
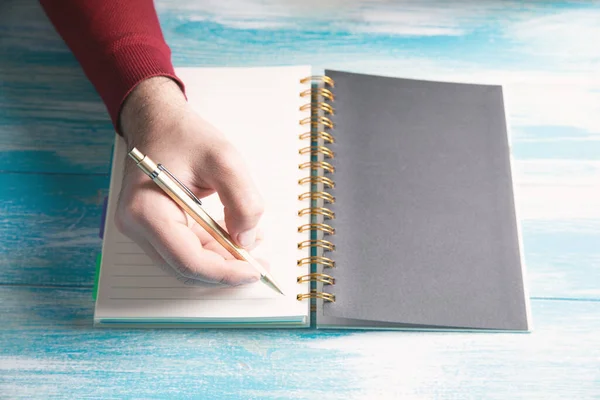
[323,70,529,330]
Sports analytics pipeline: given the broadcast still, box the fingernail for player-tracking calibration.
[237,229,257,248]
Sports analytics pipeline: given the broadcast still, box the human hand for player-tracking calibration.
[115,76,266,286]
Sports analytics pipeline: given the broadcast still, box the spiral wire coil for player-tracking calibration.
[296,75,336,303]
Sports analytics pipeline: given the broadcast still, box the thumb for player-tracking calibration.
[202,145,265,248]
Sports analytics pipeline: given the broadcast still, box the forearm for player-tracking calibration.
[39,0,184,130]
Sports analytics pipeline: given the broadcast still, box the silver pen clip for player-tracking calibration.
[157,164,202,206]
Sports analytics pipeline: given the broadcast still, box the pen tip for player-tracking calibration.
[262,275,285,295]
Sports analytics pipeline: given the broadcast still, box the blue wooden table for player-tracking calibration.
[1,1,599,398]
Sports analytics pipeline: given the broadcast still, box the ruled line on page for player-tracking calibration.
[113,263,156,267]
[108,297,203,300]
[108,297,228,300]
[111,286,245,290]
[108,297,274,300]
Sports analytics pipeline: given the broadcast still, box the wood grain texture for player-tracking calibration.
[1,0,599,300]
[0,0,114,175]
[0,173,106,286]
[0,286,599,399]
[2,1,600,173]
[1,0,599,397]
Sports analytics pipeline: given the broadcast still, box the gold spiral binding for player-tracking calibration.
[298,161,334,173]
[297,239,335,251]
[298,223,335,235]
[297,273,335,285]
[297,75,337,306]
[299,102,334,115]
[299,75,334,87]
[298,207,335,220]
[300,116,334,129]
[298,176,335,188]
[300,88,334,101]
[297,290,335,302]
[297,256,335,268]
[299,131,334,144]
[298,191,335,203]
[299,146,334,158]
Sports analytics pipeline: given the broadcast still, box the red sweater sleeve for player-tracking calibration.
[39,0,185,130]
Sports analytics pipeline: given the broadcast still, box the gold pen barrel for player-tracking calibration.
[129,147,241,255]
[128,148,158,177]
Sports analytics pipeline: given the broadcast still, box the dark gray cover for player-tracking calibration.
[322,70,529,330]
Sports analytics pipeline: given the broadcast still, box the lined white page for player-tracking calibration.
[94,66,311,325]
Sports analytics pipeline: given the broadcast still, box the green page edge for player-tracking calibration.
[93,252,102,301]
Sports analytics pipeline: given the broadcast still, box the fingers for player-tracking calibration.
[123,231,209,286]
[129,234,187,282]
[189,221,265,255]
[144,218,261,286]
[199,143,265,248]
[189,221,271,273]
[116,188,264,286]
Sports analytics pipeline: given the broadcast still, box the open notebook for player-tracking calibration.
[94,66,531,331]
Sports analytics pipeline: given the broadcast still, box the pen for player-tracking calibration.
[127,147,284,295]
